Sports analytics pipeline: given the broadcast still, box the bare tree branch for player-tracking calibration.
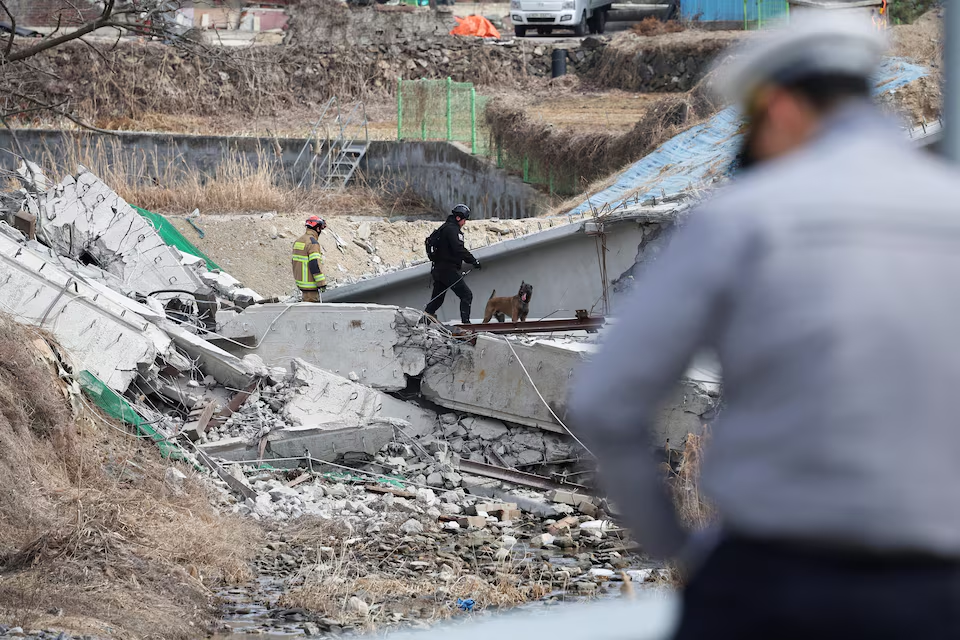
[0,1,16,60]
[5,0,116,63]
[7,90,118,135]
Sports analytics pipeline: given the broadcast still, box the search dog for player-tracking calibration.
[482,282,533,323]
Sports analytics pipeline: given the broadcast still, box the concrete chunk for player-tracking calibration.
[0,232,157,392]
[215,304,429,391]
[38,167,207,296]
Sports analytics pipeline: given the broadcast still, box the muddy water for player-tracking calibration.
[213,549,660,639]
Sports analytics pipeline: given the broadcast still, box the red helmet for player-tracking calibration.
[305,215,326,232]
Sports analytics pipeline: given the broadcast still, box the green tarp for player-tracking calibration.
[131,205,220,272]
[78,370,184,460]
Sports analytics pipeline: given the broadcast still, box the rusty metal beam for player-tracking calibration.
[459,459,588,492]
[454,313,605,335]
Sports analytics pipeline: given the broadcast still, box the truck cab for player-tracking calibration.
[510,0,611,37]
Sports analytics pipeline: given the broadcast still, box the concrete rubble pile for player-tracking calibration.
[0,164,721,570]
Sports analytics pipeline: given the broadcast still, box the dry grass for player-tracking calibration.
[667,429,717,531]
[0,315,260,638]
[485,83,719,196]
[31,136,429,215]
[631,17,685,37]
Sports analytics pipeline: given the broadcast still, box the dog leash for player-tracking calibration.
[424,269,472,308]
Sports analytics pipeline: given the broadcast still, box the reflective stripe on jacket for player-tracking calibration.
[291,230,326,290]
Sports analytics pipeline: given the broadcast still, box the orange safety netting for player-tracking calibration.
[450,15,501,38]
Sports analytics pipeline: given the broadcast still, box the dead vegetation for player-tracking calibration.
[0,316,260,638]
[667,430,717,531]
[485,83,721,196]
[631,16,685,37]
[31,136,430,215]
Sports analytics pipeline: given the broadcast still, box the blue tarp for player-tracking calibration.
[681,0,789,24]
[567,58,928,217]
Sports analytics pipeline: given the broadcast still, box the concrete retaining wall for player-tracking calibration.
[365,141,546,219]
[0,129,547,219]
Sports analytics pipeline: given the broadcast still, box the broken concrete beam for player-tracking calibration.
[421,335,580,434]
[461,476,561,518]
[549,489,598,510]
[214,303,427,392]
[197,423,393,467]
[423,334,718,449]
[160,320,256,390]
[0,232,158,392]
[285,358,436,432]
[37,167,208,297]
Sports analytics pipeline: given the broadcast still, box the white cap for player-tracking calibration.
[715,9,889,108]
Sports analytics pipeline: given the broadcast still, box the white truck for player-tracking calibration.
[509,0,611,37]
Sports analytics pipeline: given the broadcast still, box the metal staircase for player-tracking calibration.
[291,97,370,190]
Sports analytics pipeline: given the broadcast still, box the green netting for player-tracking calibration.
[494,147,578,197]
[397,78,489,154]
[743,0,789,30]
[131,205,220,271]
[78,370,185,460]
[396,78,579,196]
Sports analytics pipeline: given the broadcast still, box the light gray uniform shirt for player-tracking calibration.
[570,102,960,560]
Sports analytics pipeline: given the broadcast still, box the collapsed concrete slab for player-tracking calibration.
[285,358,437,434]
[421,334,580,435]
[215,303,435,391]
[0,230,160,391]
[422,334,718,450]
[198,423,395,468]
[36,167,208,296]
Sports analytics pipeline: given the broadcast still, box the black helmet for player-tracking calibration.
[452,204,470,220]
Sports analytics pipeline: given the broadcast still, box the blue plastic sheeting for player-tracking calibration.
[567,57,928,217]
[681,0,789,23]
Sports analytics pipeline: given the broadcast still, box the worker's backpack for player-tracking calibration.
[425,228,442,262]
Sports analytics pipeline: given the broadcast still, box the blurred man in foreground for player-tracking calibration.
[570,11,960,639]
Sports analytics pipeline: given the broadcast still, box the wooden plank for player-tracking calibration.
[285,472,312,488]
[364,484,416,499]
[190,444,257,502]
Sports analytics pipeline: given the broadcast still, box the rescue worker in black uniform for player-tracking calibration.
[424,204,481,323]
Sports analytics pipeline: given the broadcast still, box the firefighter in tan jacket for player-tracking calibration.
[291,216,327,302]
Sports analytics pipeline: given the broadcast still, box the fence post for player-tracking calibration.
[523,156,529,183]
[743,0,748,30]
[397,78,403,141]
[470,86,477,154]
[446,77,453,141]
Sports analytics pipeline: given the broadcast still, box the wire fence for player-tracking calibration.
[397,77,489,154]
[397,77,577,196]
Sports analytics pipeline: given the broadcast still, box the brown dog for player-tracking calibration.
[482,282,533,323]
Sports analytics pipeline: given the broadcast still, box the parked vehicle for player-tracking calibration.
[509,0,612,37]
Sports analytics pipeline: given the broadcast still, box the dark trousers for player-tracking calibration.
[424,267,472,323]
[675,536,960,640]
